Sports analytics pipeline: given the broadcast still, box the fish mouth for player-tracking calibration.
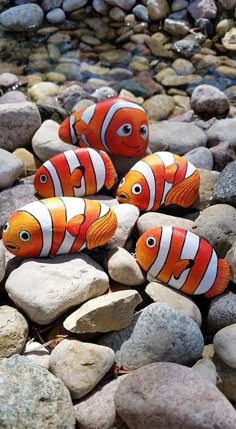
[117,192,130,201]
[5,242,19,251]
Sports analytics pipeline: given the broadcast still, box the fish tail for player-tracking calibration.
[99,150,117,189]
[205,259,231,298]
[165,170,200,208]
[86,209,117,249]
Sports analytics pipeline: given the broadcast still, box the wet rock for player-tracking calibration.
[207,118,236,151]
[147,0,170,20]
[192,168,219,210]
[0,4,44,31]
[183,147,213,170]
[0,305,28,358]
[115,362,236,429]
[213,161,236,206]
[164,18,190,36]
[46,8,66,24]
[106,204,139,249]
[49,338,115,399]
[192,358,217,384]
[210,143,236,172]
[5,253,109,324]
[63,289,142,333]
[137,212,193,235]
[187,0,217,20]
[206,291,236,336]
[0,148,24,190]
[190,84,230,119]
[105,247,146,286]
[172,58,195,75]
[0,354,75,428]
[98,303,204,369]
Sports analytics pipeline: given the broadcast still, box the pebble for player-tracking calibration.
[213,161,236,206]
[74,376,128,429]
[106,204,139,249]
[49,338,115,399]
[149,121,207,155]
[222,28,236,51]
[192,168,220,210]
[213,354,236,402]
[98,303,204,369]
[0,148,24,190]
[172,58,195,75]
[105,247,146,286]
[206,291,236,336]
[183,147,213,170]
[214,324,236,368]
[0,354,75,428]
[192,358,217,384]
[0,102,41,152]
[190,84,230,118]
[147,0,170,20]
[0,90,27,104]
[187,0,217,20]
[22,341,50,369]
[0,4,44,31]
[0,305,28,358]
[192,204,236,257]
[207,118,236,151]
[28,81,60,102]
[145,282,202,326]
[161,74,203,87]
[63,289,142,333]
[142,94,175,120]
[114,362,236,429]
[32,119,75,161]
[0,240,5,282]
[225,241,236,283]
[210,142,236,172]
[137,212,193,235]
[5,253,109,324]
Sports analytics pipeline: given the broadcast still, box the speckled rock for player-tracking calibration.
[98,303,204,369]
[207,118,236,151]
[5,253,109,325]
[0,4,44,31]
[0,148,24,190]
[206,291,236,336]
[183,147,213,170]
[192,358,217,384]
[106,204,139,249]
[0,305,28,358]
[192,204,236,257]
[49,338,115,399]
[115,362,236,429]
[213,324,236,368]
[137,212,193,235]
[0,102,41,152]
[212,161,236,207]
[0,354,75,428]
[192,168,220,210]
[105,247,146,286]
[190,84,230,118]
[23,341,50,369]
[145,282,202,326]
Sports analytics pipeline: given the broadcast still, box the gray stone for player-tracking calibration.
[187,0,217,20]
[210,142,236,172]
[0,102,41,152]
[49,338,115,399]
[206,291,236,336]
[0,148,24,190]
[190,84,229,118]
[132,4,149,22]
[0,4,44,31]
[213,324,236,368]
[183,147,213,170]
[0,305,28,358]
[0,90,27,104]
[41,0,63,12]
[192,358,217,384]
[106,204,140,249]
[98,303,204,369]
[46,8,66,24]
[62,0,88,12]
[0,354,75,428]
[213,161,236,207]
[225,241,236,283]
[214,354,236,402]
[207,118,236,151]
[0,239,5,282]
[105,0,136,11]
[5,253,109,325]
[115,362,236,429]
[137,212,193,235]
[192,168,220,210]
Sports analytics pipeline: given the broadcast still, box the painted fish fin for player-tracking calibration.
[164,164,178,183]
[99,150,118,189]
[66,214,85,236]
[86,210,117,249]
[205,259,231,298]
[70,166,85,187]
[173,259,194,279]
[164,170,200,208]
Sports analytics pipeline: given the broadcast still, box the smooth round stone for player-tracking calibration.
[145,282,202,326]
[0,148,24,190]
[0,305,28,358]
[192,358,217,384]
[171,0,188,11]
[213,161,236,206]
[23,341,50,369]
[207,118,236,151]
[91,86,118,102]
[105,247,146,286]
[63,290,142,333]
[183,147,213,170]
[216,65,236,79]
[109,6,126,21]
[98,303,204,369]
[214,324,236,368]
[49,338,115,399]
[206,291,236,336]
[99,49,132,66]
[105,0,136,10]
[142,94,175,120]
[0,4,44,31]
[74,376,128,429]
[93,0,108,14]
[172,58,195,75]
[225,241,236,283]
[0,240,5,282]
[192,168,220,210]
[149,121,207,155]
[190,84,229,118]
[41,0,63,12]
[132,4,149,22]
[54,63,82,81]
[106,204,140,249]
[115,362,236,429]
[0,90,27,104]
[13,148,40,176]
[161,74,202,87]
[0,102,41,152]
[5,254,109,325]
[62,0,88,12]
[28,82,60,102]
[137,212,193,235]
[164,18,190,36]
[0,72,19,88]
[147,0,170,20]
[209,142,236,172]
[0,354,75,429]
[46,8,66,24]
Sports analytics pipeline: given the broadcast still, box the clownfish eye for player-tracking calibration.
[132,183,142,195]
[119,177,126,187]
[19,230,31,242]
[117,123,132,137]
[3,222,10,233]
[140,124,149,140]
[40,174,48,184]
[146,236,156,248]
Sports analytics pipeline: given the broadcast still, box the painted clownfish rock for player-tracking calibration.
[59,97,149,158]
[2,197,117,258]
[34,148,117,198]
[116,151,200,211]
[136,226,231,298]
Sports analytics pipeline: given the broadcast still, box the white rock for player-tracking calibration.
[49,338,115,399]
[0,305,28,358]
[192,358,217,384]
[0,148,24,190]
[106,247,146,286]
[214,324,236,368]
[145,282,202,326]
[28,82,60,102]
[5,253,109,325]
[0,240,5,282]
[32,119,75,162]
[137,212,193,235]
[23,341,50,369]
[106,204,140,249]
[63,289,142,333]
